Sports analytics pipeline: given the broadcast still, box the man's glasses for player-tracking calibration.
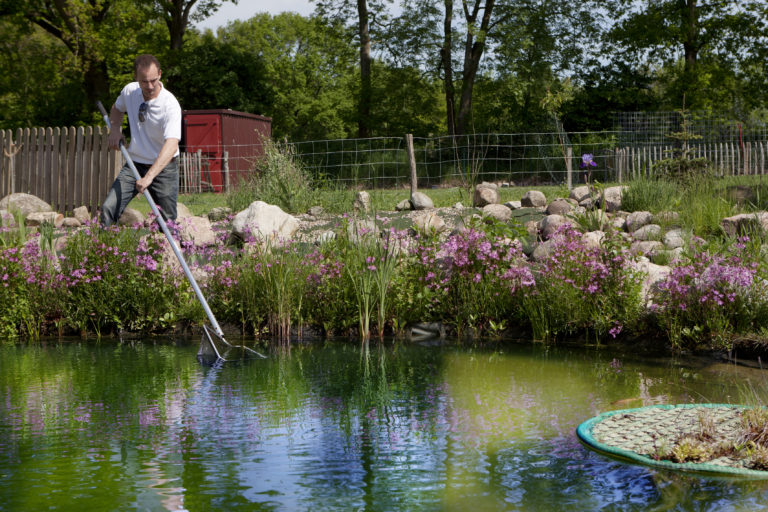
[139,102,148,122]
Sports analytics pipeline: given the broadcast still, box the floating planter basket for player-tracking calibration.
[577,404,768,478]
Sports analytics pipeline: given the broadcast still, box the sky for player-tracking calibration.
[195,0,316,31]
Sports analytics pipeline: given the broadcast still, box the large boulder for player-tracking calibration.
[538,214,571,239]
[0,193,52,217]
[569,185,592,203]
[179,216,218,246]
[482,203,512,222]
[473,182,500,207]
[546,198,573,216]
[73,206,91,224]
[721,212,768,237]
[232,201,299,242]
[176,202,193,219]
[602,186,626,212]
[119,208,145,226]
[354,191,371,213]
[410,191,434,210]
[26,211,64,227]
[412,210,446,234]
[631,224,661,241]
[521,190,547,208]
[625,211,653,233]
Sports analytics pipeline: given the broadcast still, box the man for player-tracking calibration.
[100,54,182,226]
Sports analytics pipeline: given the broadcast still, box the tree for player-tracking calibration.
[152,0,236,50]
[217,13,358,140]
[602,0,768,108]
[312,0,393,138]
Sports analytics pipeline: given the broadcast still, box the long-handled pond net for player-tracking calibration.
[97,102,266,365]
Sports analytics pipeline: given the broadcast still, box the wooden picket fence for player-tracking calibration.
[0,126,121,214]
[614,141,768,181]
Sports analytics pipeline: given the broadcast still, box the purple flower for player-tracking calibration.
[580,153,597,168]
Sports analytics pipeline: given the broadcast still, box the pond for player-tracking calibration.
[1,338,768,511]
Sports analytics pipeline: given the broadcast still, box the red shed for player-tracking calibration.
[182,109,272,192]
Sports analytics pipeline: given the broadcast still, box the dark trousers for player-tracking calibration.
[100,159,179,226]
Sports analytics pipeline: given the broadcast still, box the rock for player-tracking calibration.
[725,185,757,205]
[625,211,653,232]
[630,240,664,257]
[354,191,371,213]
[602,186,626,212]
[395,199,412,211]
[521,190,547,208]
[473,182,500,207]
[25,211,63,227]
[482,204,512,222]
[546,198,573,216]
[632,257,672,306]
[582,230,605,249]
[570,185,592,203]
[663,229,686,249]
[524,220,538,237]
[538,214,571,239]
[179,216,217,246]
[721,212,768,237]
[232,201,300,242]
[632,224,661,241]
[306,206,324,217]
[0,193,52,218]
[531,239,556,262]
[119,208,145,226]
[505,200,522,210]
[73,206,91,224]
[453,202,464,210]
[411,191,434,210]
[176,202,193,219]
[347,217,379,242]
[61,217,81,228]
[412,211,446,234]
[612,216,627,231]
[0,209,14,227]
[208,206,232,222]
[653,211,680,226]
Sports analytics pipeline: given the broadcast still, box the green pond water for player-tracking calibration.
[1,338,768,511]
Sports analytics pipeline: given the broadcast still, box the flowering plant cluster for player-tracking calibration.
[652,237,766,348]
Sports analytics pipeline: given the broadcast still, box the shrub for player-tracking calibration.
[227,138,314,214]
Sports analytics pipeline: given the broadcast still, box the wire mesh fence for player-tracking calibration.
[175,111,768,191]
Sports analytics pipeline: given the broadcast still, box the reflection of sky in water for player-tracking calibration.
[2,342,768,510]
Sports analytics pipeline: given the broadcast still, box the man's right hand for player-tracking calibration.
[107,130,124,150]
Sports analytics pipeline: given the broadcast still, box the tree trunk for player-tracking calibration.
[455,0,495,135]
[441,0,456,136]
[357,0,372,138]
[681,0,698,73]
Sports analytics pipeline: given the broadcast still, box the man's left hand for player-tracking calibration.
[136,175,153,194]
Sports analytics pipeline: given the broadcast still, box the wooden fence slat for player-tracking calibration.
[1,129,8,195]
[56,127,66,211]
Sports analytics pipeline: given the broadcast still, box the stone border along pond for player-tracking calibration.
[578,404,768,478]
[3,181,768,352]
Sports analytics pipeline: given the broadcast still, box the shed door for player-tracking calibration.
[183,114,224,192]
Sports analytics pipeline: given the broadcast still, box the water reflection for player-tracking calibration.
[1,340,768,510]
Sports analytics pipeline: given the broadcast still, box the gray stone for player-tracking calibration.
[538,214,572,239]
[482,203,512,222]
[411,191,434,210]
[625,211,653,232]
[632,257,672,306]
[176,202,193,219]
[25,211,63,227]
[630,240,664,257]
[208,206,232,222]
[61,217,81,228]
[653,211,681,226]
[73,206,91,224]
[632,224,661,241]
[521,190,547,208]
[232,201,299,242]
[347,217,379,242]
[546,198,573,216]
[354,191,371,213]
[412,211,446,234]
[473,182,500,207]
[0,193,52,217]
[721,212,768,237]
[663,229,686,249]
[505,200,522,210]
[0,209,15,227]
[179,216,217,246]
[395,199,412,211]
[306,206,324,217]
[569,185,592,203]
[581,230,605,249]
[453,202,464,210]
[119,208,145,226]
[602,186,626,212]
[531,239,555,262]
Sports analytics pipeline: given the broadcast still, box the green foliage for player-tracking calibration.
[651,106,712,184]
[226,138,315,214]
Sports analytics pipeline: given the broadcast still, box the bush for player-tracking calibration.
[227,138,314,214]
